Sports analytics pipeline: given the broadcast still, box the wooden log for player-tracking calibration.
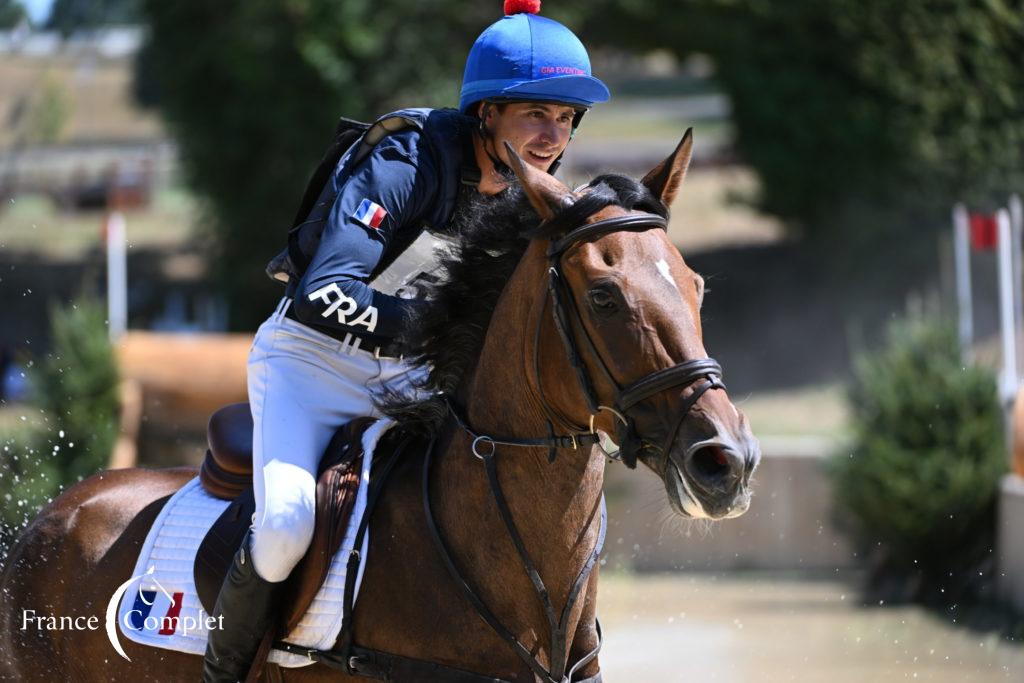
[1013,388,1024,477]
[108,378,142,469]
[115,331,250,435]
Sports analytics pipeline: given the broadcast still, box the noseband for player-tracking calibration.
[539,211,727,468]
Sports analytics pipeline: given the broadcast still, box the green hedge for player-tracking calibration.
[32,299,119,483]
[830,315,1005,601]
[0,299,119,554]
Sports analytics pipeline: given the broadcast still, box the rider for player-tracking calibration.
[202,2,609,680]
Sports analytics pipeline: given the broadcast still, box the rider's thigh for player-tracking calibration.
[245,314,385,582]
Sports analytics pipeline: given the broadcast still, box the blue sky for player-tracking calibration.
[20,0,54,24]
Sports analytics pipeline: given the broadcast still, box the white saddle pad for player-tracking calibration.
[115,419,393,668]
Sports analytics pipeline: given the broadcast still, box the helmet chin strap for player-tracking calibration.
[477,103,515,179]
[477,100,583,179]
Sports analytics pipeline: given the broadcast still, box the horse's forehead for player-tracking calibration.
[581,207,681,265]
[585,204,629,222]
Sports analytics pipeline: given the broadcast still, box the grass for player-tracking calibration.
[734,382,851,439]
[582,110,734,145]
[0,187,201,259]
[0,54,162,148]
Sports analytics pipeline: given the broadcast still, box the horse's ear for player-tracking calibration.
[503,141,573,221]
[641,128,694,208]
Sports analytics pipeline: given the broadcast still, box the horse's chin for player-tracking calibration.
[663,461,707,518]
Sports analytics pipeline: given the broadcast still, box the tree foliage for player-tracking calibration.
[0,0,26,29]
[46,0,141,35]
[830,315,1004,602]
[1,298,119,553]
[137,0,490,328]
[33,298,120,484]
[583,1,1024,258]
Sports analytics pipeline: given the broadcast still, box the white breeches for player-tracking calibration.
[246,298,422,583]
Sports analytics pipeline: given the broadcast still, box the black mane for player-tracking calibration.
[377,173,667,436]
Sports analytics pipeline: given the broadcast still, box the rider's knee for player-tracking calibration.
[251,499,315,582]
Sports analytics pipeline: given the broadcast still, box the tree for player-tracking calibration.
[46,0,141,35]
[582,1,1024,264]
[0,0,27,29]
[137,0,491,328]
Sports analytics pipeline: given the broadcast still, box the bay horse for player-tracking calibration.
[0,132,759,682]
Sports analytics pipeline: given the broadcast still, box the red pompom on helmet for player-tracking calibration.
[504,0,541,15]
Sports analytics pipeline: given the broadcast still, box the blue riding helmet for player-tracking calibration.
[459,10,610,114]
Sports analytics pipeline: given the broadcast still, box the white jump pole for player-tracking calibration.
[106,211,128,341]
[1011,194,1023,377]
[953,203,972,362]
[998,209,1017,405]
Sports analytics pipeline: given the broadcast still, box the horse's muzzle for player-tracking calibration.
[664,421,760,520]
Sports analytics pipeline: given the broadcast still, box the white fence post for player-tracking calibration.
[998,209,1017,405]
[1010,194,1023,380]
[953,203,972,362]
[106,211,128,341]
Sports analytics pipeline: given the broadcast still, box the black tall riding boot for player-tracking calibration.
[202,532,283,683]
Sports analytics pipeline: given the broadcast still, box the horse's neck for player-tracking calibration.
[351,242,603,677]
[452,239,605,601]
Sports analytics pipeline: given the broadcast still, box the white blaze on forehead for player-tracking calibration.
[655,259,678,291]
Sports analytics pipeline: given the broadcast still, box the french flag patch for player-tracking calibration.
[354,198,388,230]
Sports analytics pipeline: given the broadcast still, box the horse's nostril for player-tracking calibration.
[689,445,732,481]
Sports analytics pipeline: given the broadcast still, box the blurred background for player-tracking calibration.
[1,0,1023,680]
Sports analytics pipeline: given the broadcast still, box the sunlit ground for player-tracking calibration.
[599,573,1022,682]
[735,382,850,439]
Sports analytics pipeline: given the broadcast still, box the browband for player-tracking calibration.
[546,213,667,259]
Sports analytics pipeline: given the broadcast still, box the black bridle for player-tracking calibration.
[427,209,727,682]
[542,211,726,468]
[455,210,726,467]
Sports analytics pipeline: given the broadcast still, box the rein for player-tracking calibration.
[423,436,606,683]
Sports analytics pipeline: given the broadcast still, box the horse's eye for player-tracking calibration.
[589,288,617,312]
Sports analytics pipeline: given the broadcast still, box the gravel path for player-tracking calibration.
[598,573,1021,682]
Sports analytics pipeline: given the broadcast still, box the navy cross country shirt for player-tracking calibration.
[290,110,468,348]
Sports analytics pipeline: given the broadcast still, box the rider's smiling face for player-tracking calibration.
[480,101,575,171]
